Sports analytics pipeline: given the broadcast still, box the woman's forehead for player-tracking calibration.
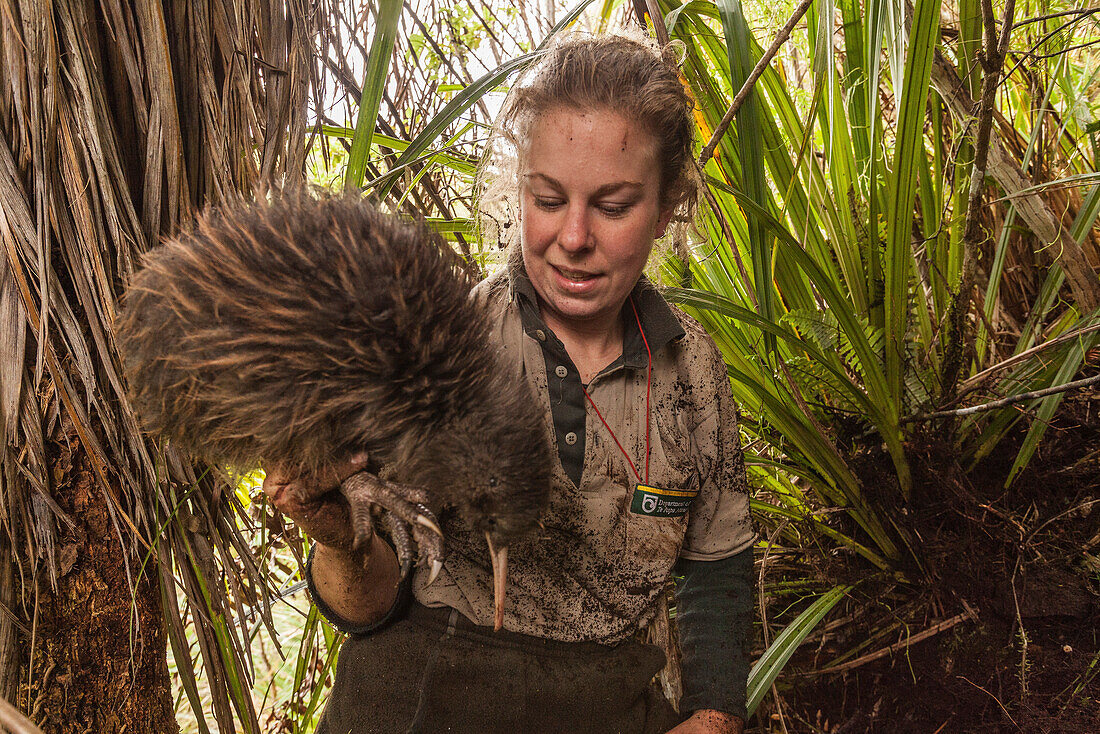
[521,107,660,188]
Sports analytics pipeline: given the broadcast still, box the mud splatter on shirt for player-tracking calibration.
[413,267,753,644]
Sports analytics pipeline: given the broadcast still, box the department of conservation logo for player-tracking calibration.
[629,484,698,518]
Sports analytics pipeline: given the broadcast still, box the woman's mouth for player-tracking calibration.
[557,266,596,281]
[552,266,602,292]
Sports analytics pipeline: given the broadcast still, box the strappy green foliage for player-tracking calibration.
[657,0,1100,574]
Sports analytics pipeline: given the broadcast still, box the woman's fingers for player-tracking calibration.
[262,460,362,553]
[292,492,358,552]
[332,451,371,482]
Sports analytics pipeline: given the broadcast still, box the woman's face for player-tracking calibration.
[519,107,672,335]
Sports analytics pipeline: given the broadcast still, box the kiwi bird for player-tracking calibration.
[117,193,552,629]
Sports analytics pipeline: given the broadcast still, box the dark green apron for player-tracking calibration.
[316,602,683,734]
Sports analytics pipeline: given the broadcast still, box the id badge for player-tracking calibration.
[630,483,698,518]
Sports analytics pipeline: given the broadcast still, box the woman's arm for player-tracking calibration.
[263,456,405,631]
[672,548,754,726]
[667,709,744,734]
[308,536,402,627]
[673,334,756,730]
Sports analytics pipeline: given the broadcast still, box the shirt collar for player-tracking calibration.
[508,263,685,369]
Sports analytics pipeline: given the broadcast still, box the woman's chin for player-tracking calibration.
[541,297,618,328]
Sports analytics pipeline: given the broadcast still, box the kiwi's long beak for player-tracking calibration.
[485,532,508,631]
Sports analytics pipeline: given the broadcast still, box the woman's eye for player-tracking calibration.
[533,197,563,210]
[598,203,631,217]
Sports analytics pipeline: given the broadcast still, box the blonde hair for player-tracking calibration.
[477,32,698,257]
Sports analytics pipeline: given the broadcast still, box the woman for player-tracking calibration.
[264,34,754,734]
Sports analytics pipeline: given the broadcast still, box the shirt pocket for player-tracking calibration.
[622,412,698,565]
[623,489,691,569]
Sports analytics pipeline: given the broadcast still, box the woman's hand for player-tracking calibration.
[262,453,371,555]
[665,710,745,734]
[265,453,402,628]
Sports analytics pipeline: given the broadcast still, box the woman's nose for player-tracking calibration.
[557,204,592,253]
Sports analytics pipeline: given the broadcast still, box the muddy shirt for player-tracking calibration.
[411,266,754,644]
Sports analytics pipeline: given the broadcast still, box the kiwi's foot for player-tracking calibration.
[340,471,444,583]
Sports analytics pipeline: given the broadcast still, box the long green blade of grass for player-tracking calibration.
[717,0,775,358]
[883,0,941,439]
[1005,324,1100,485]
[344,0,402,189]
[747,585,852,716]
[321,125,478,176]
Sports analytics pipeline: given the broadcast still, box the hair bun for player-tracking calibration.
[663,39,688,69]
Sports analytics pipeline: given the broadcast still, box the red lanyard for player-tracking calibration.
[580,296,652,485]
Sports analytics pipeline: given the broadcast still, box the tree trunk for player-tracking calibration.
[15,429,177,734]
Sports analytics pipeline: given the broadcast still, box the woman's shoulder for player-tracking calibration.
[665,303,725,367]
[470,268,511,310]
[657,302,732,415]
[667,303,710,342]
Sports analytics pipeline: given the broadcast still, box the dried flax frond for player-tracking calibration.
[1,0,317,728]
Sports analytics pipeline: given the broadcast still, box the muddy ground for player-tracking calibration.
[753,389,1100,732]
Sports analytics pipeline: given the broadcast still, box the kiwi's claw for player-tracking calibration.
[426,559,444,586]
[409,518,445,576]
[348,496,377,555]
[382,510,415,580]
[341,471,444,583]
[413,503,443,537]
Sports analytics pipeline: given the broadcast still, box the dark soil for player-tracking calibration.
[759,388,1100,733]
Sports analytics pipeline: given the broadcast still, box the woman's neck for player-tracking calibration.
[540,307,625,384]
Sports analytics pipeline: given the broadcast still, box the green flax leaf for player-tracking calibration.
[717,0,776,355]
[344,0,402,190]
[883,0,940,454]
[747,585,852,715]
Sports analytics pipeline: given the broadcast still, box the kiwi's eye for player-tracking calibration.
[488,477,499,488]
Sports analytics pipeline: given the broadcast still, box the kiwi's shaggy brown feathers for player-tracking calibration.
[118,194,551,542]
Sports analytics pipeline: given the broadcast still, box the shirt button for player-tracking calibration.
[535,329,547,342]
[554,365,568,378]
[564,431,578,445]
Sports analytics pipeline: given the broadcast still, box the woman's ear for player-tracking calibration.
[655,206,675,238]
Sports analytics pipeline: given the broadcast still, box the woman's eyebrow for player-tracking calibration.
[524,173,645,196]
[592,181,644,197]
[523,173,563,189]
